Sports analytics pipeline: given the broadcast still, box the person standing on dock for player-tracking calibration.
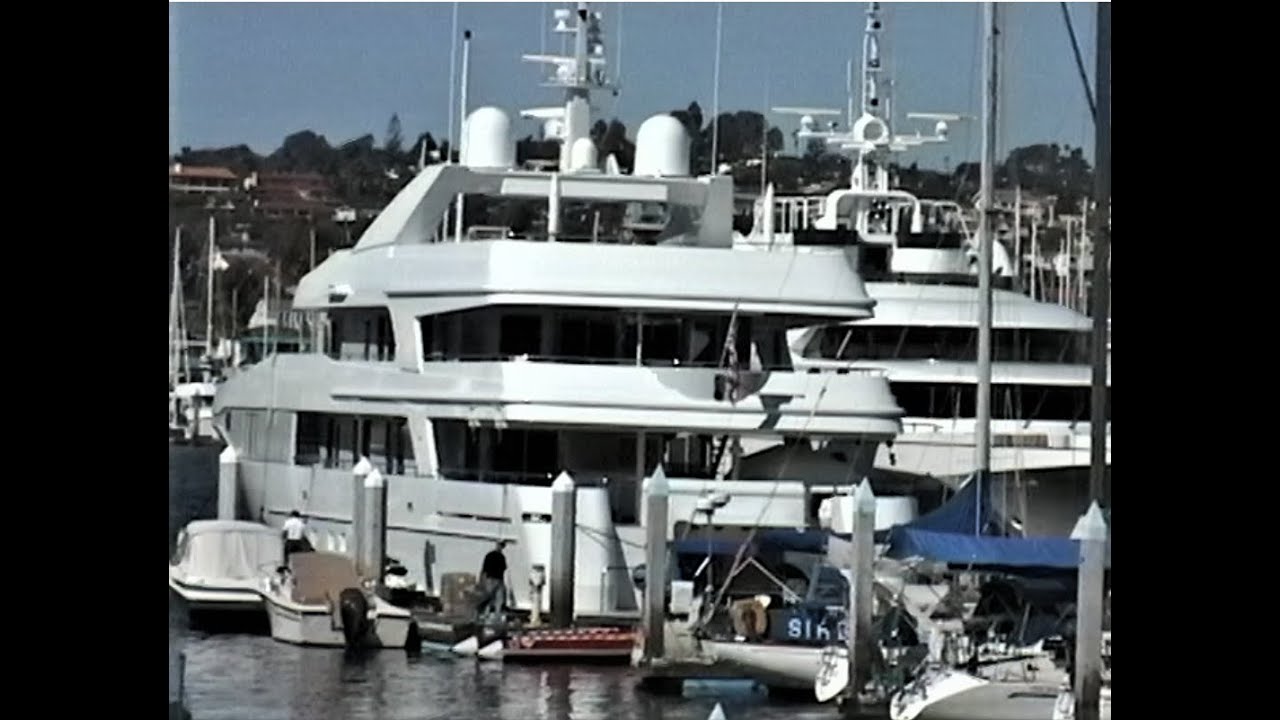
[282,510,310,559]
[476,540,509,622]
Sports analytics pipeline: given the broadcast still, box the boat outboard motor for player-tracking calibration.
[338,588,371,649]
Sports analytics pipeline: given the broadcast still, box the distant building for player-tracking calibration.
[246,171,338,217]
[169,163,239,194]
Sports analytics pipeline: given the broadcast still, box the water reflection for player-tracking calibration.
[176,621,843,720]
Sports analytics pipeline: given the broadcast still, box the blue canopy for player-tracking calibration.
[883,475,1112,571]
[885,527,1113,570]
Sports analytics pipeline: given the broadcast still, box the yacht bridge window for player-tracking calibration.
[432,419,561,485]
[891,382,1109,422]
[325,308,396,363]
[803,326,1089,364]
[294,411,415,475]
[420,305,791,370]
[436,195,688,246]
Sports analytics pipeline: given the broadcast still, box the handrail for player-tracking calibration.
[421,352,790,371]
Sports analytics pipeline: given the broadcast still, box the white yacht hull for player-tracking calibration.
[882,420,1108,479]
[702,640,825,691]
[236,461,641,618]
[168,572,263,614]
[891,670,1111,720]
[262,591,412,649]
[232,460,856,618]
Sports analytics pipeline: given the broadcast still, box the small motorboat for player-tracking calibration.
[259,551,419,650]
[169,520,283,630]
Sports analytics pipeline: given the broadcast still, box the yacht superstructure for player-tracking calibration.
[737,2,1110,536]
[212,3,904,617]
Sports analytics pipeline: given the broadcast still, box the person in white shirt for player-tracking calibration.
[282,510,310,558]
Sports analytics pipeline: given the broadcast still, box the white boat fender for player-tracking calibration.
[451,635,480,656]
[477,640,505,661]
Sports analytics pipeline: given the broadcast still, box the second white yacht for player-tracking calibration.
[738,2,1110,536]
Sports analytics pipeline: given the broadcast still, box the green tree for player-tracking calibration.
[385,113,403,155]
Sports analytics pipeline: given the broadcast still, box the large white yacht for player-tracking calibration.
[737,2,1110,536]
[212,3,904,618]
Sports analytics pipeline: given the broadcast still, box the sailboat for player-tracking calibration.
[168,225,220,443]
[882,4,1112,719]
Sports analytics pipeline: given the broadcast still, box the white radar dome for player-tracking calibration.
[634,114,690,177]
[462,106,515,170]
[852,112,889,145]
[543,117,565,141]
[569,137,599,172]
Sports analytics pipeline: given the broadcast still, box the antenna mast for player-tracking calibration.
[522,2,612,169]
[862,2,884,121]
[776,2,956,193]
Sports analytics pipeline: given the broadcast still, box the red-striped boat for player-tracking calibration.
[473,626,638,663]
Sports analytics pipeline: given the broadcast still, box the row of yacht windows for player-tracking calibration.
[432,420,561,484]
[803,326,1090,364]
[294,412,416,475]
[891,382,1110,422]
[419,306,790,370]
[223,409,416,475]
[325,309,396,363]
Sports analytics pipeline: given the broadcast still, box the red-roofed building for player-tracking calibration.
[169,163,240,193]
[246,171,339,217]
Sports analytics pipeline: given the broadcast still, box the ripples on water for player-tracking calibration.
[174,624,832,720]
[170,446,828,720]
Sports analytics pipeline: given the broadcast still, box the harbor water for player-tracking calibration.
[169,446,827,720]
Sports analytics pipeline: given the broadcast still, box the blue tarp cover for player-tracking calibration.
[885,526,1110,569]
[883,475,1112,570]
[669,476,1112,572]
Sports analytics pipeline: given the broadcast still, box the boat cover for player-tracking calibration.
[173,520,283,582]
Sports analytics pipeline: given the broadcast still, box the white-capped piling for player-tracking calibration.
[1071,501,1108,720]
[642,466,669,662]
[846,479,877,706]
[217,445,238,520]
[357,467,387,582]
[550,471,577,627]
[352,457,373,568]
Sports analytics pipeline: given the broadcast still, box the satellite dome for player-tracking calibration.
[634,114,690,177]
[462,106,515,170]
[569,137,599,172]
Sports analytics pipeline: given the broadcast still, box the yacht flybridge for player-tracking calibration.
[213,3,904,618]
[737,2,1110,536]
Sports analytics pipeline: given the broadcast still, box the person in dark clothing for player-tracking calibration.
[476,540,509,621]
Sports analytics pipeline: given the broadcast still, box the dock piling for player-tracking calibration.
[351,457,373,568]
[1071,501,1108,720]
[357,466,387,582]
[846,479,876,711]
[217,445,238,520]
[550,471,577,627]
[642,465,669,662]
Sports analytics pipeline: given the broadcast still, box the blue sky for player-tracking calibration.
[169,1,1100,170]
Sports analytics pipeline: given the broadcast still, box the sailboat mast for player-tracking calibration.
[205,214,216,360]
[171,226,182,387]
[711,2,723,174]
[1089,2,1110,506]
[975,2,998,511]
